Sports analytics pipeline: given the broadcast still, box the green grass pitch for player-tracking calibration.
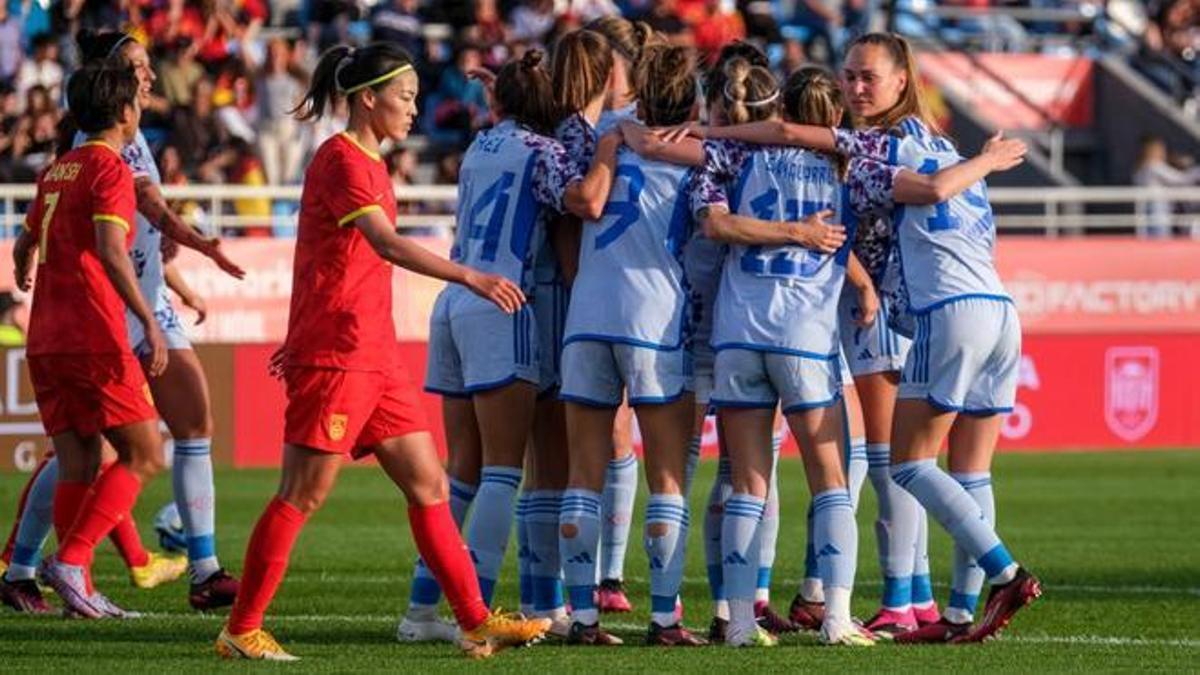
[0,450,1197,672]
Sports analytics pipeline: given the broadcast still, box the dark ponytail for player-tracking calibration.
[292,42,415,122]
[494,49,558,135]
[76,29,135,65]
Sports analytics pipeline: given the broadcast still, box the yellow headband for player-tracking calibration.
[343,64,415,95]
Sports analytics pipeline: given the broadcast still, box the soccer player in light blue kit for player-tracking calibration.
[418,50,619,629]
[0,30,245,612]
[834,33,1043,644]
[557,44,706,648]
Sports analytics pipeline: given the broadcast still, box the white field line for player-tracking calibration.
[123,613,1200,649]
[96,574,1200,597]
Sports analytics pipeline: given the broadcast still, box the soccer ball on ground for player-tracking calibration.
[154,502,188,554]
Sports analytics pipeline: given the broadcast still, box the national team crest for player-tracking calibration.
[1104,347,1159,442]
[327,414,349,442]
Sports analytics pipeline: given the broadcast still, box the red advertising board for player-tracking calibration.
[918,53,1094,129]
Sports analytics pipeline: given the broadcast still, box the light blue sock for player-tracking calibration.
[6,455,58,581]
[600,453,638,582]
[947,472,996,620]
[645,493,688,627]
[893,460,1016,584]
[812,488,858,593]
[516,492,533,612]
[867,443,920,610]
[465,466,523,605]
[683,434,702,497]
[704,457,733,612]
[560,488,602,625]
[408,478,476,613]
[525,490,565,614]
[847,437,868,511]
[722,493,764,606]
[756,445,781,603]
[912,507,935,608]
[172,438,220,583]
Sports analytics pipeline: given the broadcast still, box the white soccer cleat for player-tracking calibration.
[396,614,460,643]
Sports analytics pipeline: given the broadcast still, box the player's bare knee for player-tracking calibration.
[560,523,579,538]
[647,522,670,538]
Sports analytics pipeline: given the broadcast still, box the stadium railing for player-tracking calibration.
[0,184,1198,238]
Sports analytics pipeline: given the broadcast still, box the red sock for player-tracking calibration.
[109,512,150,568]
[52,481,91,544]
[409,501,489,631]
[2,458,49,565]
[58,464,142,568]
[227,496,308,635]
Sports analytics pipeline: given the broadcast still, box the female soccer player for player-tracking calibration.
[584,16,659,611]
[835,32,1043,643]
[215,43,549,661]
[557,44,708,647]
[689,59,873,648]
[423,48,619,615]
[15,63,167,620]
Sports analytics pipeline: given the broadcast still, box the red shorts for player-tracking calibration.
[283,365,429,458]
[28,353,157,437]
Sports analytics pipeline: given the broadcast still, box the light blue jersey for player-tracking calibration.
[698,142,856,359]
[564,147,694,349]
[448,120,580,298]
[887,119,1009,314]
[595,102,638,137]
[72,129,187,350]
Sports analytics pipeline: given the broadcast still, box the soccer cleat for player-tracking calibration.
[545,613,573,639]
[189,569,240,611]
[756,603,799,634]
[957,567,1042,643]
[788,594,825,631]
[65,592,141,620]
[597,578,633,613]
[646,622,708,646]
[0,559,6,578]
[396,614,459,643]
[913,602,941,627]
[864,608,918,640]
[727,624,779,648]
[894,617,971,644]
[708,616,728,644]
[215,627,299,661]
[0,577,53,614]
[820,619,877,647]
[39,556,103,619]
[129,551,188,589]
[565,620,624,646]
[458,610,552,658]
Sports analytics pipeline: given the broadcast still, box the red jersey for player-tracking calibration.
[284,132,398,371]
[25,141,137,357]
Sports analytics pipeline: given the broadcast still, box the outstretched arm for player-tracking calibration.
[354,210,526,314]
[893,132,1027,204]
[698,205,847,252]
[135,178,246,279]
[663,120,837,153]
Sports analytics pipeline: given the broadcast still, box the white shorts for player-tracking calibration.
[899,297,1020,415]
[559,339,692,407]
[129,302,191,357]
[711,348,841,415]
[692,339,715,406]
[534,281,570,395]
[425,297,540,397]
[838,347,853,386]
[839,290,911,377]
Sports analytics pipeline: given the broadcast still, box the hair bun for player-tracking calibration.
[521,49,544,70]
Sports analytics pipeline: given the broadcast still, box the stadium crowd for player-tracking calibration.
[1,1,1195,187]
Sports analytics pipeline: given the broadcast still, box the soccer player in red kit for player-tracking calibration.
[215,43,549,661]
[11,63,169,619]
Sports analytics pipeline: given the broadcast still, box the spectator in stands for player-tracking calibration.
[791,0,841,64]
[212,56,257,142]
[308,0,362,51]
[256,37,306,184]
[0,4,22,83]
[372,0,426,57]
[646,0,695,44]
[567,0,623,23]
[693,0,748,64]
[465,0,511,67]
[431,41,491,148]
[158,38,206,108]
[778,36,807,78]
[739,0,782,44]
[171,77,231,171]
[14,34,63,113]
[1134,134,1200,238]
